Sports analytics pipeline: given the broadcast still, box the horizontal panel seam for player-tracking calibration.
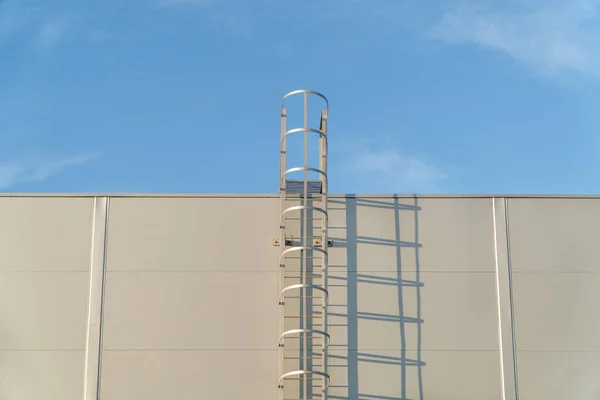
[99,348,503,352]
[512,271,600,274]
[101,270,497,274]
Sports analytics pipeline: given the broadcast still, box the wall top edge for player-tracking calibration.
[2,192,600,199]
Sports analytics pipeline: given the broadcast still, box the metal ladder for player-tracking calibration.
[278,90,330,400]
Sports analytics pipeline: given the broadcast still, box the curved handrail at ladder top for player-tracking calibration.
[279,283,329,307]
[278,370,330,390]
[281,127,327,145]
[281,90,329,110]
[279,328,331,346]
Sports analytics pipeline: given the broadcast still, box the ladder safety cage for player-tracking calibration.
[281,167,328,185]
[278,284,329,307]
[279,329,331,347]
[281,127,328,143]
[278,90,330,400]
[280,206,328,229]
[278,370,331,390]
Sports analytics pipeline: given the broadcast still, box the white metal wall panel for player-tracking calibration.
[327,349,502,400]
[515,351,600,399]
[100,197,280,400]
[105,197,280,272]
[0,197,93,272]
[0,197,94,400]
[508,198,600,400]
[102,272,278,350]
[4,194,600,399]
[416,198,496,273]
[326,196,500,400]
[508,198,600,273]
[0,351,85,400]
[100,350,278,400]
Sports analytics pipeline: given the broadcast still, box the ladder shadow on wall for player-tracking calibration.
[327,197,425,400]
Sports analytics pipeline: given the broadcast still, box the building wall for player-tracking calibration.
[507,199,600,399]
[325,197,501,400]
[100,197,280,400]
[0,194,598,399]
[0,197,94,400]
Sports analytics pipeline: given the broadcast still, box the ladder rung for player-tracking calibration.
[281,304,324,308]
[284,356,322,359]
[283,336,326,339]
[285,378,323,381]
[284,218,323,221]
[285,275,322,279]
[284,197,324,201]
[284,316,323,319]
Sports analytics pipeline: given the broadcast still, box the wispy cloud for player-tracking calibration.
[0,153,100,189]
[335,141,447,193]
[0,4,72,49]
[431,0,600,76]
[354,149,446,192]
[35,18,70,48]
[0,1,30,42]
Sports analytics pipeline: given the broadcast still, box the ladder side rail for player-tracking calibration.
[302,92,309,400]
[319,108,329,400]
[279,107,287,400]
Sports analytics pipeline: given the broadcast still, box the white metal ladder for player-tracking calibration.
[278,90,330,400]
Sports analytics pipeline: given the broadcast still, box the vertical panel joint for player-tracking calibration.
[83,197,110,400]
[492,197,518,400]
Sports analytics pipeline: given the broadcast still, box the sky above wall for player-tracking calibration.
[2,0,600,194]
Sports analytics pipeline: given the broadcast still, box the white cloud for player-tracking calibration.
[0,153,100,189]
[334,141,447,193]
[36,19,70,48]
[431,0,600,76]
[0,166,23,188]
[0,3,81,49]
[354,149,446,192]
[0,1,31,42]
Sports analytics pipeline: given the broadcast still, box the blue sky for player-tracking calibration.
[2,0,600,194]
